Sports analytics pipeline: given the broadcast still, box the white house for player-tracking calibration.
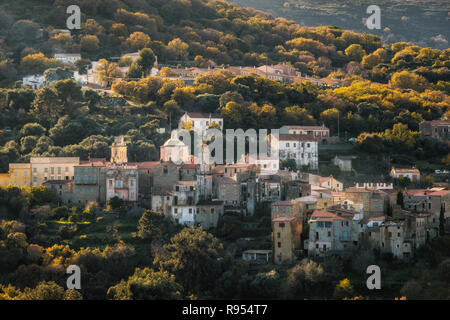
[179,112,223,134]
[272,134,318,169]
[54,53,81,64]
[22,74,45,89]
[390,167,421,182]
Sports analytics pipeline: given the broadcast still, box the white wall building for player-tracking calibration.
[179,112,223,134]
[23,74,45,89]
[54,53,81,64]
[273,134,318,169]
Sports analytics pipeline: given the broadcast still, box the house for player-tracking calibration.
[280,125,330,144]
[283,180,312,200]
[272,134,318,169]
[178,112,223,134]
[271,200,306,222]
[171,200,224,229]
[332,155,353,172]
[0,163,32,187]
[258,178,281,202]
[319,175,343,191]
[22,74,45,89]
[344,187,388,218]
[213,176,241,208]
[390,167,420,182]
[307,208,361,257]
[53,53,81,64]
[273,216,302,264]
[173,181,198,206]
[419,120,450,142]
[403,189,450,234]
[242,250,272,264]
[72,158,107,205]
[43,180,73,204]
[30,157,79,186]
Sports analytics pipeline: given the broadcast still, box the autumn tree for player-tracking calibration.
[153,227,223,295]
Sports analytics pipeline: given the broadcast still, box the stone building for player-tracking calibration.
[171,200,224,229]
[173,180,198,206]
[30,157,79,186]
[283,180,311,200]
[280,125,330,144]
[43,180,73,204]
[319,175,343,191]
[273,216,302,264]
[72,158,107,205]
[0,163,32,187]
[271,200,306,222]
[332,155,353,172]
[419,120,450,142]
[214,176,241,207]
[307,208,362,257]
[343,187,388,218]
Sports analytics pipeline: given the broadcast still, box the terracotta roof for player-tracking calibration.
[310,209,353,221]
[137,161,160,169]
[180,163,197,169]
[273,200,297,206]
[273,216,296,222]
[282,125,329,130]
[278,134,316,142]
[405,189,450,197]
[421,120,450,125]
[392,167,420,174]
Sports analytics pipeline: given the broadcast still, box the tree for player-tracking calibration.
[80,35,100,53]
[137,210,168,242]
[280,159,297,172]
[345,44,366,62]
[287,259,326,298]
[95,59,122,87]
[154,227,223,294]
[20,53,59,75]
[107,268,182,300]
[390,71,429,92]
[107,196,124,210]
[333,278,354,300]
[136,48,156,76]
[29,87,61,128]
[439,204,446,237]
[167,38,189,61]
[397,191,404,208]
[127,32,151,51]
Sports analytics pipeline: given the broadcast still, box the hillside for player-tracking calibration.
[233,0,450,49]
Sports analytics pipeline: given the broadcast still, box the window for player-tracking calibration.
[277,232,280,238]
[189,208,192,213]
[277,242,281,248]
[163,167,168,174]
[174,208,178,213]
[109,180,113,187]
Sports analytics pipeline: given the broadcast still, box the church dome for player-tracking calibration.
[163,137,185,146]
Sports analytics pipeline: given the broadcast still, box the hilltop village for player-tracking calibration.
[1,112,449,264]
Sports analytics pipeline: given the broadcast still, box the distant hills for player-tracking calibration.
[233,0,450,49]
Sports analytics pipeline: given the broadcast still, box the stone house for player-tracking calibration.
[273,216,302,264]
[307,208,361,257]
